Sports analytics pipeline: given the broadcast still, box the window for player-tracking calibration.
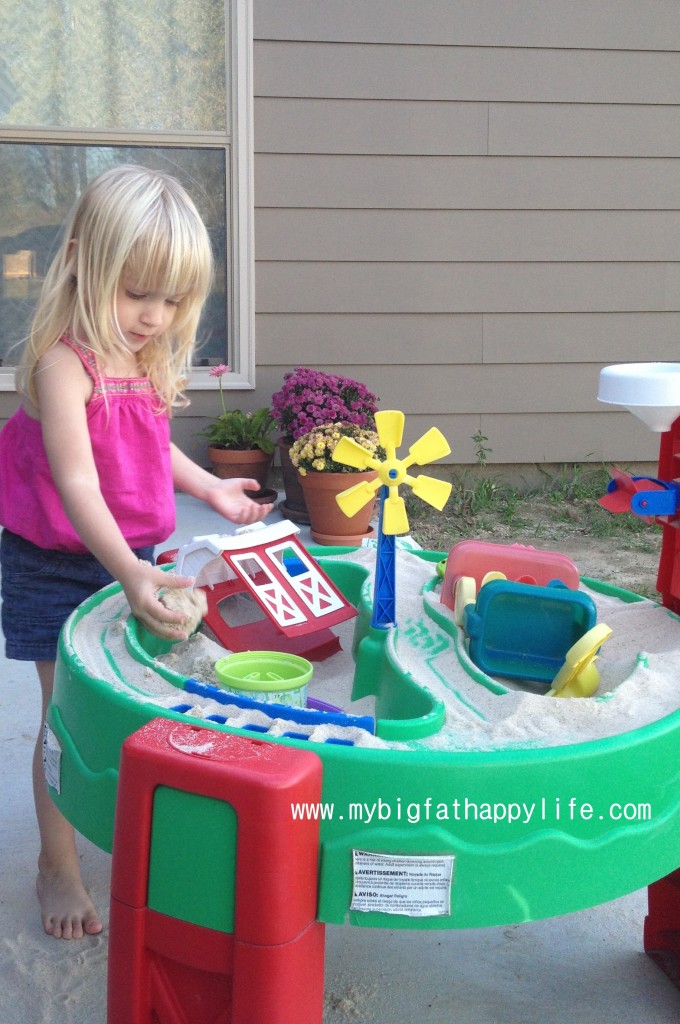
[0,0,254,391]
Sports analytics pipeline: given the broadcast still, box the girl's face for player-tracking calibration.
[115,279,185,352]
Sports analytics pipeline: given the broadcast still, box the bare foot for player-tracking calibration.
[37,867,103,940]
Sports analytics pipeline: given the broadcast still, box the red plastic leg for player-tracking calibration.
[108,720,326,1024]
[646,420,680,988]
[109,907,235,1024]
[645,869,680,990]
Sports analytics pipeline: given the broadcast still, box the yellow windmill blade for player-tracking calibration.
[382,492,410,535]
[404,427,451,468]
[335,477,381,518]
[409,473,452,511]
[375,410,405,456]
[335,410,452,537]
[333,435,377,471]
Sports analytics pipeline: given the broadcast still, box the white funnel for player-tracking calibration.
[598,363,680,432]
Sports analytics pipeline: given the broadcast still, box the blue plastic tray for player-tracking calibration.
[464,579,597,683]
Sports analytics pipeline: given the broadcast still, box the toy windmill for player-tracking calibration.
[333,410,452,628]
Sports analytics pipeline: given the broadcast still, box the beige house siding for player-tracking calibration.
[240,0,679,467]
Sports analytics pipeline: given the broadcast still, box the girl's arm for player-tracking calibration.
[170,443,274,524]
[34,345,194,640]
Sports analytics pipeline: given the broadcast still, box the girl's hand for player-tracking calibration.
[205,477,274,525]
[120,562,197,641]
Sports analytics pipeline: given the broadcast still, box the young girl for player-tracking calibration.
[0,165,272,940]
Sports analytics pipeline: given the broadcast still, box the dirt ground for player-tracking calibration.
[409,496,663,601]
[493,516,660,598]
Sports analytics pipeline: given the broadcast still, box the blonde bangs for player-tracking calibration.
[123,200,212,306]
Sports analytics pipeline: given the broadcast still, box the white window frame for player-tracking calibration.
[0,0,255,394]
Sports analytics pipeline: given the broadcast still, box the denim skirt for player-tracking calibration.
[0,529,154,661]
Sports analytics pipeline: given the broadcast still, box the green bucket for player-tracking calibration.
[214,651,314,707]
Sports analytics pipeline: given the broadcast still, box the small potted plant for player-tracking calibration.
[289,422,384,544]
[271,367,379,522]
[199,365,276,497]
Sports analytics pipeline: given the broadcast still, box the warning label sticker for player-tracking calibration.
[350,849,454,917]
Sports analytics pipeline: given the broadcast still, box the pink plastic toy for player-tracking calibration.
[440,540,580,612]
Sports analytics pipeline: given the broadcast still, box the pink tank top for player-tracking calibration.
[0,336,175,553]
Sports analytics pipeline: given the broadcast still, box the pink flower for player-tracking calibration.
[209,364,230,378]
[209,364,231,414]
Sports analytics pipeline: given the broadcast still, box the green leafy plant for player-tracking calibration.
[200,407,276,453]
[199,365,276,453]
[471,428,492,467]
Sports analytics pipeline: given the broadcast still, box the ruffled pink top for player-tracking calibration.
[0,336,175,553]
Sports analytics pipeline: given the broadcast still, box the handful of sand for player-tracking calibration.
[158,586,208,635]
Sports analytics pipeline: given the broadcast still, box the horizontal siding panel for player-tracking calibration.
[483,313,680,363]
[256,210,680,262]
[256,311,679,368]
[256,262,680,315]
[481,412,659,463]
[491,103,680,157]
[255,363,613,416]
[255,313,482,364]
[254,98,488,155]
[255,155,680,210]
[254,1,680,52]
[255,41,680,105]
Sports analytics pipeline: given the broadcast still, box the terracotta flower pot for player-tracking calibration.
[299,470,377,545]
[208,446,273,490]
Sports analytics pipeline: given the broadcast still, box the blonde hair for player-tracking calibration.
[20,164,214,411]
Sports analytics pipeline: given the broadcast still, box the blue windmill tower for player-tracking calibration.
[332,410,452,628]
